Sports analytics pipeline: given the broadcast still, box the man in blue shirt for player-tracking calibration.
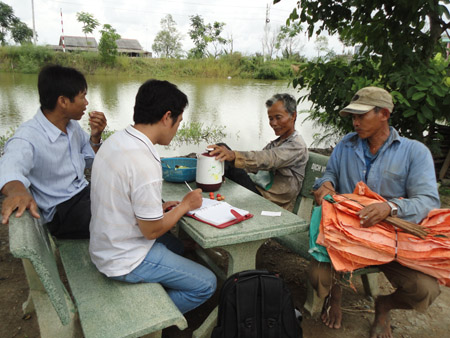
[0,65,107,239]
[311,87,440,338]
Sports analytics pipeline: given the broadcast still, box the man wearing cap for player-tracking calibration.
[310,87,440,337]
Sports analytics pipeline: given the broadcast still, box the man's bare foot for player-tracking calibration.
[321,284,342,329]
[370,296,393,338]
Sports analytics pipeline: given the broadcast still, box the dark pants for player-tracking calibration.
[47,185,91,239]
[217,143,262,196]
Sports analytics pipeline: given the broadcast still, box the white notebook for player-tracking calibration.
[187,198,251,227]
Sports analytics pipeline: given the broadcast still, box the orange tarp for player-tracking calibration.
[317,182,450,286]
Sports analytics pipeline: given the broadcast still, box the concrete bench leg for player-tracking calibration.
[361,273,379,298]
[303,279,323,317]
[22,259,82,338]
[193,307,218,338]
[22,291,35,315]
[223,240,266,277]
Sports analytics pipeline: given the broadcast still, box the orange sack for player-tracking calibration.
[317,182,450,286]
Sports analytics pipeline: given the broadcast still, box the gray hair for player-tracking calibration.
[265,93,297,116]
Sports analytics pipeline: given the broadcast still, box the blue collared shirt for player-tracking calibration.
[314,127,440,223]
[0,109,94,223]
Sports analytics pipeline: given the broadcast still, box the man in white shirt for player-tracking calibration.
[89,79,217,314]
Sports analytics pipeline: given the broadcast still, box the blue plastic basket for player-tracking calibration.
[161,157,197,182]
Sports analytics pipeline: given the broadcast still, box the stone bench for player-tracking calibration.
[8,210,188,338]
[274,151,380,315]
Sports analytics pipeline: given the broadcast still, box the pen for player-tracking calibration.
[185,181,193,191]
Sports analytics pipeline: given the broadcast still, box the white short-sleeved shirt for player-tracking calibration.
[89,125,164,277]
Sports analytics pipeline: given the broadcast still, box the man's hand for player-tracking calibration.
[208,144,236,162]
[313,181,336,205]
[1,181,40,225]
[357,202,391,228]
[88,111,107,141]
[181,189,202,211]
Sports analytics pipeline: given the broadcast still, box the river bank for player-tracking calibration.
[0,45,299,80]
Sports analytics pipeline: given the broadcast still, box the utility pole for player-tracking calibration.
[60,8,65,53]
[263,3,270,61]
[31,0,37,45]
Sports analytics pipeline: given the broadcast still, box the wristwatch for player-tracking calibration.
[387,201,398,217]
[89,137,103,147]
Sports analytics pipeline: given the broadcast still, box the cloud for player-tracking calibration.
[6,0,344,58]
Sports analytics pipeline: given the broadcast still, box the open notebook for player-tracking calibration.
[186,198,253,229]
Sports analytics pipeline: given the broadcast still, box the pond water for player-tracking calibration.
[0,73,325,156]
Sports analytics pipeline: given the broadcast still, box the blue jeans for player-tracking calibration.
[111,233,217,314]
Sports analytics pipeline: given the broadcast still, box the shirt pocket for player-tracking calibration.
[380,169,406,197]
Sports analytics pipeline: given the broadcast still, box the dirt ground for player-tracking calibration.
[1,195,450,338]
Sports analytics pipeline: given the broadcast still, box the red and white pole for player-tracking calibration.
[60,8,65,53]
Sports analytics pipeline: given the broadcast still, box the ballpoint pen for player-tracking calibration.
[185,181,193,191]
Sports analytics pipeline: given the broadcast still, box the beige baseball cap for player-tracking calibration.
[339,87,394,117]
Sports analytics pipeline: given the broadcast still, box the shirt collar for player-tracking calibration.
[351,126,401,148]
[386,126,401,145]
[124,125,161,163]
[34,108,68,143]
[273,130,298,146]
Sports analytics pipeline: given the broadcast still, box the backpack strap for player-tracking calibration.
[260,275,283,338]
[236,275,259,338]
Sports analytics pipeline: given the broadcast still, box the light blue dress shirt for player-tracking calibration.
[0,109,94,223]
[313,127,440,223]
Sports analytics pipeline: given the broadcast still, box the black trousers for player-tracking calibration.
[46,185,91,239]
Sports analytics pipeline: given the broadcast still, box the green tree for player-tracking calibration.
[277,0,450,152]
[76,12,99,46]
[275,22,303,59]
[11,20,33,45]
[98,24,121,65]
[223,32,234,55]
[188,14,226,58]
[262,25,278,60]
[152,14,183,58]
[0,2,33,45]
[208,21,227,58]
[314,36,329,57]
[188,15,208,58]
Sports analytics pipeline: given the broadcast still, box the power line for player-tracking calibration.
[48,0,293,12]
[46,0,292,23]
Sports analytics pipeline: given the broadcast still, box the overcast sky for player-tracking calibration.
[6,0,346,58]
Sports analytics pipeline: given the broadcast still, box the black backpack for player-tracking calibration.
[211,269,303,338]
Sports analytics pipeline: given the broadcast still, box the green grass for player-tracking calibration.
[0,45,302,80]
[439,185,450,196]
[0,123,227,153]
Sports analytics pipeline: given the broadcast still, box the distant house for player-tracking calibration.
[50,36,151,57]
[115,38,151,57]
[56,36,98,52]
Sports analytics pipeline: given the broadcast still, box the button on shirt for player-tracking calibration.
[0,109,94,223]
[314,127,440,223]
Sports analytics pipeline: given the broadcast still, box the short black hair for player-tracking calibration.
[38,65,87,111]
[133,79,188,125]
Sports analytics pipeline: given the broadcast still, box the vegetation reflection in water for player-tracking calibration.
[0,73,320,156]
